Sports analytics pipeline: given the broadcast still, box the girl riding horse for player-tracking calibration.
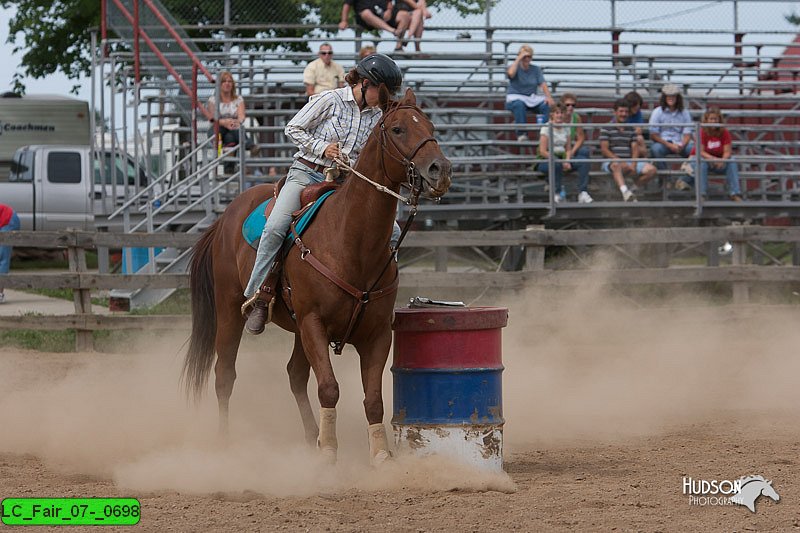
[242,54,405,336]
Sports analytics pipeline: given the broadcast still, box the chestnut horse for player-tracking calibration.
[182,88,451,465]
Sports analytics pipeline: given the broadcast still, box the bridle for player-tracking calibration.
[333,102,440,208]
[378,102,441,206]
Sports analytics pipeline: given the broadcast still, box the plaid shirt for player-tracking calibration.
[285,85,382,167]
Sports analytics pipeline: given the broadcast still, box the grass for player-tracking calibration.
[0,328,77,353]
[0,290,192,352]
[19,288,110,308]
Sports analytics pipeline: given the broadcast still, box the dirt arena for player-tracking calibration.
[2,285,799,532]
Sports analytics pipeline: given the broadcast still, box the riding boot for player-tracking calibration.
[244,299,269,335]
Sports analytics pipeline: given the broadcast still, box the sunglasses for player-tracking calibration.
[564,103,576,107]
[320,51,333,56]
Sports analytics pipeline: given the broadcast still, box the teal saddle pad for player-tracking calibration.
[242,190,336,249]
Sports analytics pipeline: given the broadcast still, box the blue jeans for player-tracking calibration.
[505,100,550,137]
[539,147,591,194]
[0,212,21,275]
[651,141,693,170]
[570,146,591,192]
[681,159,741,196]
[537,160,566,193]
[244,161,401,297]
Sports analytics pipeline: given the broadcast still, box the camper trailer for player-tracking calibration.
[0,93,91,182]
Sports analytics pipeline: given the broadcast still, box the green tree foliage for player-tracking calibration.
[2,0,98,93]
[2,0,493,93]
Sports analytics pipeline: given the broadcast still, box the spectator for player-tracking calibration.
[303,43,345,97]
[649,83,693,170]
[0,203,20,304]
[623,90,647,154]
[339,1,405,52]
[505,45,555,142]
[560,93,592,203]
[675,107,743,201]
[359,45,377,60]
[536,103,572,203]
[204,71,251,149]
[394,1,431,53]
[599,99,657,202]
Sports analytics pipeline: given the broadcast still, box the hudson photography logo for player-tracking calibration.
[683,475,780,513]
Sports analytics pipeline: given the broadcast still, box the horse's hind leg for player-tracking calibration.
[214,305,245,436]
[287,333,318,447]
[355,329,393,466]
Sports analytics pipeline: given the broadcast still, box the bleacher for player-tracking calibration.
[98,7,800,230]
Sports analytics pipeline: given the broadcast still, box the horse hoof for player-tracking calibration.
[370,450,391,467]
[319,446,337,465]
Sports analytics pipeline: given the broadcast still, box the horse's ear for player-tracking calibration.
[402,88,416,106]
[379,85,391,111]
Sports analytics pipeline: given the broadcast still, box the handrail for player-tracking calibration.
[108,134,216,220]
[152,171,241,233]
[127,146,239,233]
[141,0,214,82]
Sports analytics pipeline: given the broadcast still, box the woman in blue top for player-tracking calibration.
[505,45,554,142]
[649,83,693,170]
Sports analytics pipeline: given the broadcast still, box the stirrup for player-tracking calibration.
[241,294,260,317]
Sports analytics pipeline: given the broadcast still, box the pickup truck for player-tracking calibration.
[2,144,148,231]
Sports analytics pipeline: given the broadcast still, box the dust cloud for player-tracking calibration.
[0,332,512,497]
[499,252,800,449]
[1,262,799,496]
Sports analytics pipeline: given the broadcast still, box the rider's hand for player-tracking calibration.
[324,143,340,160]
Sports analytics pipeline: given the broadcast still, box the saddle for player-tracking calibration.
[265,177,339,221]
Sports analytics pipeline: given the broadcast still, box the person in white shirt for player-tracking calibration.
[536,103,572,203]
[303,43,345,97]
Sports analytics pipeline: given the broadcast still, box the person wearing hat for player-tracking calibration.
[505,45,555,142]
[648,83,693,170]
[242,53,404,335]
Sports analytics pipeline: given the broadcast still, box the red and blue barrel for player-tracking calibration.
[391,306,508,471]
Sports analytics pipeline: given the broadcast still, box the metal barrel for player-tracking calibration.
[391,306,508,471]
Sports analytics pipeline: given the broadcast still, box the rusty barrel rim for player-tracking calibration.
[393,306,509,332]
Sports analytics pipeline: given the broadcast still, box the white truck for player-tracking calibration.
[3,144,148,231]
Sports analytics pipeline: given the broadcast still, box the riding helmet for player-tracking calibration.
[356,53,403,94]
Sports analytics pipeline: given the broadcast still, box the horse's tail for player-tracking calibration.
[182,218,221,401]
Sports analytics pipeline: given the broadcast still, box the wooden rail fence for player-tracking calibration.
[2,227,799,350]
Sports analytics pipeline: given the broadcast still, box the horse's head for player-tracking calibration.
[761,480,780,502]
[376,88,451,201]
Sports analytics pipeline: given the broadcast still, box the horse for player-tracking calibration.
[182,87,452,465]
[730,475,780,513]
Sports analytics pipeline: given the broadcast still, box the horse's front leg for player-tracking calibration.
[286,333,318,447]
[298,314,339,464]
[355,328,392,466]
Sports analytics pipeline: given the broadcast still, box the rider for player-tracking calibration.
[243,53,404,335]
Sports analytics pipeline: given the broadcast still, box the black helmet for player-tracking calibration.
[356,53,403,94]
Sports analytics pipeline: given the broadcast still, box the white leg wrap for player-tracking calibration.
[317,407,338,464]
[367,423,391,466]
